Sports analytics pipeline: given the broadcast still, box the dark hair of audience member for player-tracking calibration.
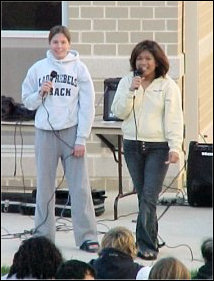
[201,238,213,262]
[7,236,63,279]
[55,259,96,279]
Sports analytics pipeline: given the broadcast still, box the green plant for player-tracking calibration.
[1,265,10,276]
[191,269,198,279]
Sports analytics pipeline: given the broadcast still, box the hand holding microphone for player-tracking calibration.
[130,68,144,97]
[40,81,53,97]
[40,71,57,97]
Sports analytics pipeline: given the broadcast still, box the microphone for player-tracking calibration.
[50,70,57,81]
[133,68,144,97]
[134,68,144,78]
[49,71,57,94]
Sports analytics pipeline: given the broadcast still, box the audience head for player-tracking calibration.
[99,226,137,258]
[55,259,96,280]
[7,236,63,279]
[201,237,213,263]
[148,256,191,280]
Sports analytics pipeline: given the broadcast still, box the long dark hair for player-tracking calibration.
[7,236,63,279]
[130,40,169,78]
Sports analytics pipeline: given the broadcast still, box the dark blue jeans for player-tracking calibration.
[123,139,169,253]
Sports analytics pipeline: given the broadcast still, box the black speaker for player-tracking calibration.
[187,141,213,206]
[103,77,122,121]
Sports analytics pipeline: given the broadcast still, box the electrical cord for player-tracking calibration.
[0,201,200,263]
[158,233,194,261]
[35,95,139,235]
[157,162,187,207]
[199,133,208,143]
[59,193,71,218]
[29,96,77,235]
[157,202,173,221]
[159,162,187,198]
[30,97,77,235]
[13,121,28,207]
[132,96,138,141]
[131,90,188,207]
[32,153,71,236]
[96,222,111,233]
[4,96,75,238]
[19,122,27,202]
[3,93,208,260]
[155,172,195,260]
[131,92,196,261]
[1,227,33,240]
[41,97,73,150]
[13,122,18,177]
[155,164,195,258]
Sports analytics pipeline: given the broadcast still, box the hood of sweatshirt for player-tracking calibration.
[47,49,79,63]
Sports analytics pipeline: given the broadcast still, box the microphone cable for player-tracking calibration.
[30,96,74,236]
[13,121,18,177]
[158,161,187,198]
[5,91,77,238]
[31,150,72,236]
[157,233,194,261]
[13,120,28,204]
[132,95,138,141]
[12,103,71,237]
[156,187,195,262]
[155,160,197,261]
[132,69,143,141]
[41,97,73,150]
[129,75,193,257]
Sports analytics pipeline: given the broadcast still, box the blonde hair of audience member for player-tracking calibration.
[148,257,191,280]
[99,226,137,258]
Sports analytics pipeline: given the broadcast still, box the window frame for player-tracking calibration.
[1,1,68,38]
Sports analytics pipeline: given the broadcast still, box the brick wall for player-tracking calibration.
[1,1,186,193]
[198,1,213,137]
[68,1,181,56]
[67,0,184,119]
[67,1,185,191]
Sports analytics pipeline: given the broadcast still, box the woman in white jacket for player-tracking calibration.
[22,25,99,253]
[111,40,183,260]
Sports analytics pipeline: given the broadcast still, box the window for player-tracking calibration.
[2,1,62,31]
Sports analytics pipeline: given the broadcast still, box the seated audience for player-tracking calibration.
[55,259,96,279]
[89,226,143,279]
[148,256,191,280]
[193,238,213,279]
[2,236,63,280]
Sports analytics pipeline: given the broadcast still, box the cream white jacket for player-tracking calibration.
[111,72,183,154]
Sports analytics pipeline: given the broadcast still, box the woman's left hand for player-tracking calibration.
[165,151,179,164]
[72,144,85,158]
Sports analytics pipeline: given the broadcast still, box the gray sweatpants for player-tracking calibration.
[34,126,98,246]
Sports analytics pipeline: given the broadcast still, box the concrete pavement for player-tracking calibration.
[1,189,213,273]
